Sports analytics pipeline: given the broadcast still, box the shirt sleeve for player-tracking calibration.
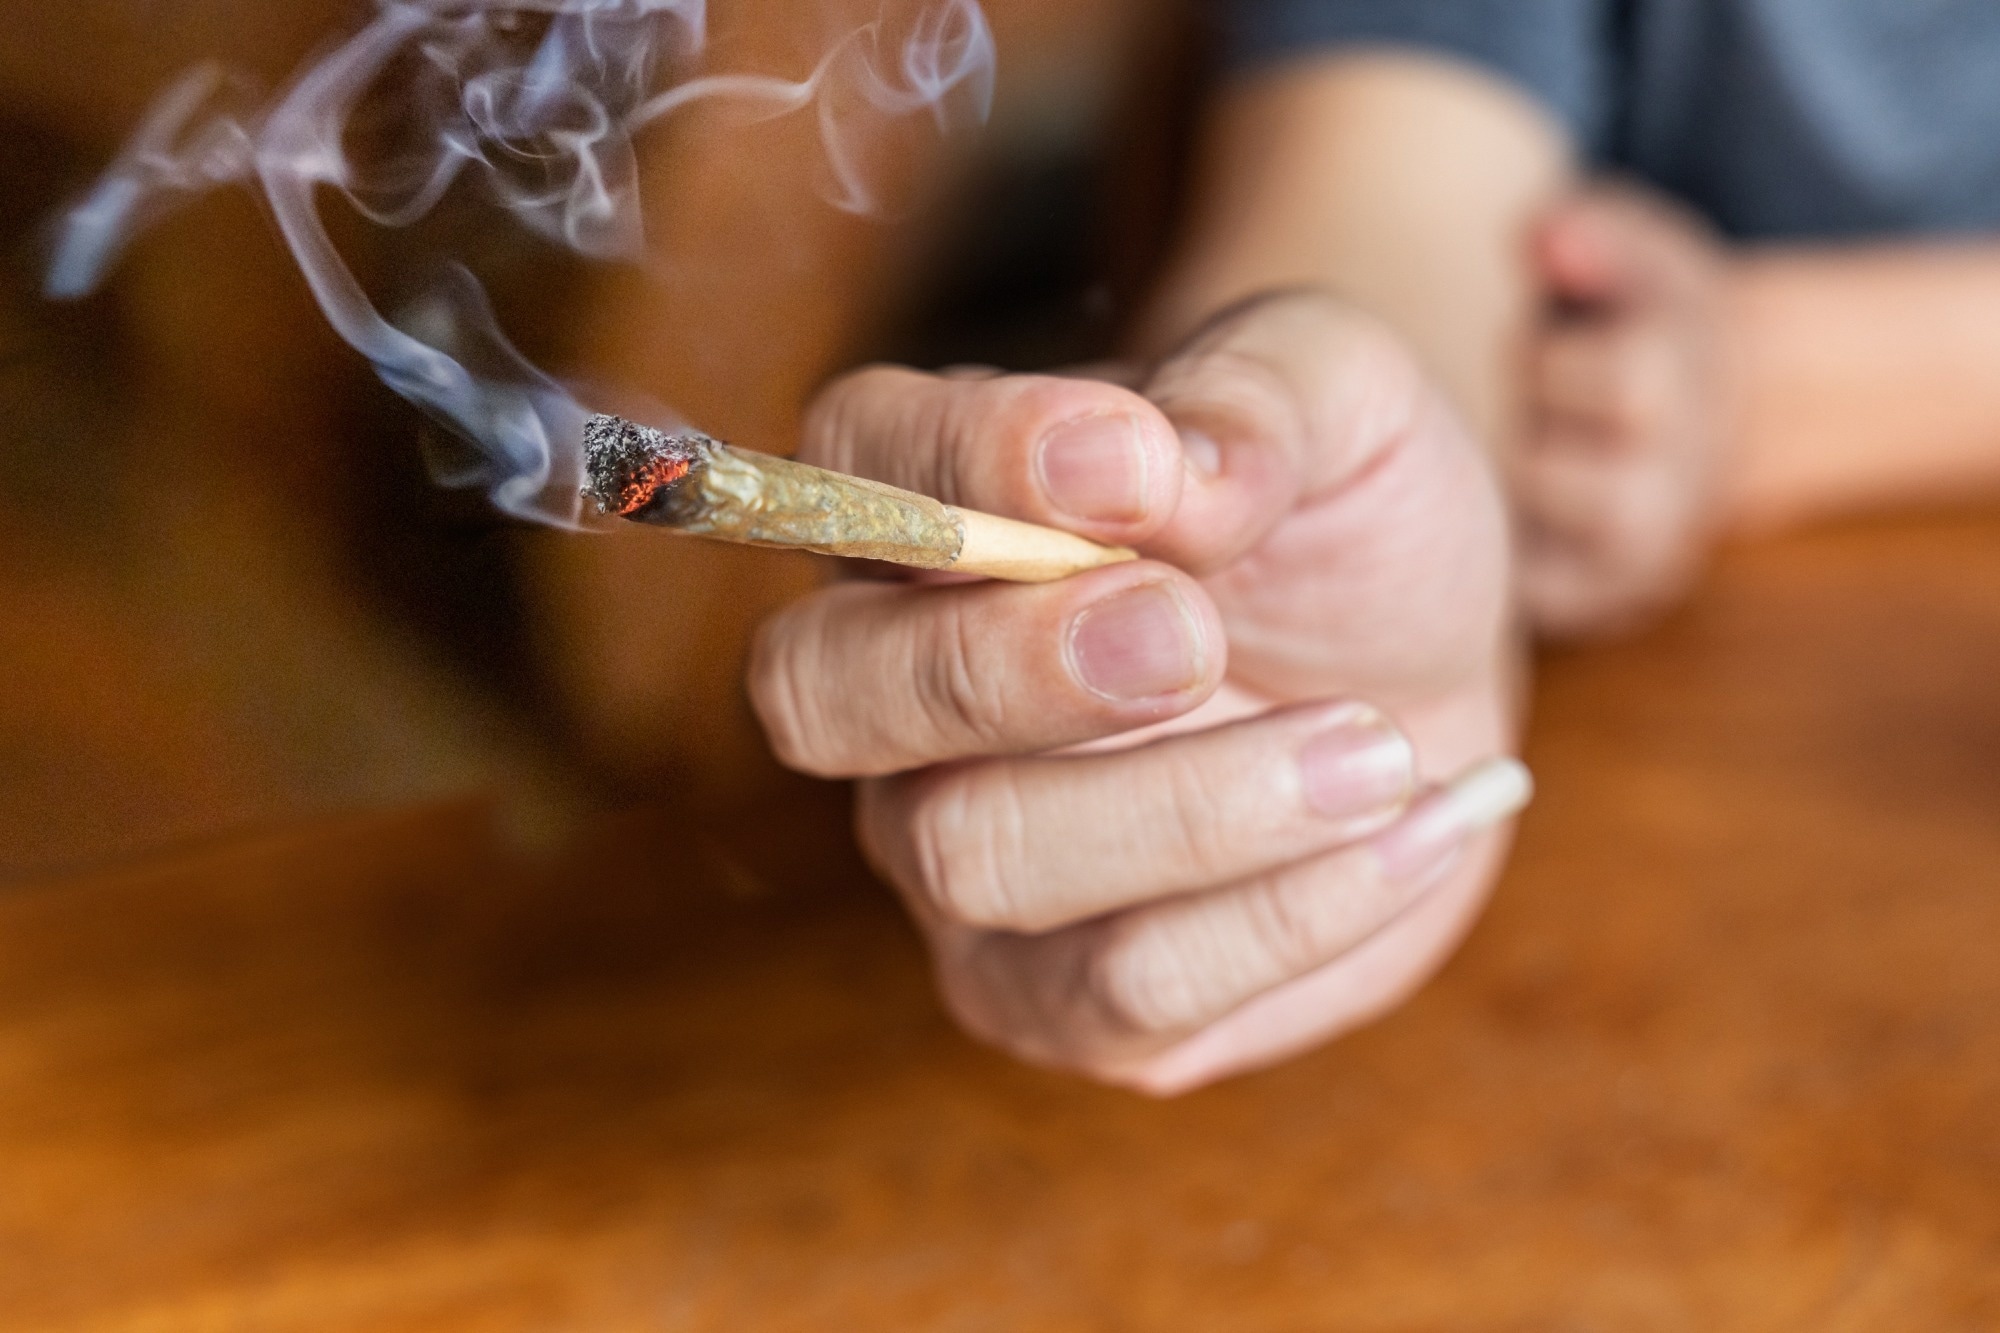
[1214,0,1612,150]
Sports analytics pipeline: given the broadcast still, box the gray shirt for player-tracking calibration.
[1222,0,2000,240]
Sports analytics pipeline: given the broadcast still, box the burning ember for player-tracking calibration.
[581,414,703,517]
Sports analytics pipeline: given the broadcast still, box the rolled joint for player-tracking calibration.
[582,413,1137,582]
[658,442,967,568]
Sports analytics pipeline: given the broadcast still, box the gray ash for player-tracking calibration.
[580,414,712,518]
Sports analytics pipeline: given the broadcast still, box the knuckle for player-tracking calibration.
[1330,307,1424,385]
[1237,873,1353,978]
[903,767,1031,929]
[913,599,1013,754]
[1331,319,1428,442]
[804,364,942,486]
[746,611,834,776]
[800,364,897,470]
[1155,758,1242,881]
[1087,924,1207,1037]
[1189,294,1431,464]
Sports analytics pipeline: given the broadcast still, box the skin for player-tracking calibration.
[1138,53,1573,444]
[1721,245,2000,523]
[745,55,1572,1094]
[1515,184,1738,637]
[1520,187,2000,636]
[1204,54,2000,639]
[751,293,1519,1094]
[750,38,2000,1089]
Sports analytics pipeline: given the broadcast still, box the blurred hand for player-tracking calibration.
[1517,183,1739,638]
[750,292,1526,1094]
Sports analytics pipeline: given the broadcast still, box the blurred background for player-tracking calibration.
[0,0,1205,884]
[11,12,2000,1324]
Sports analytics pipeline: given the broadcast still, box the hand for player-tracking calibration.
[749,292,1526,1094]
[1516,183,1739,638]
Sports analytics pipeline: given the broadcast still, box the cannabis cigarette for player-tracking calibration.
[581,415,1138,583]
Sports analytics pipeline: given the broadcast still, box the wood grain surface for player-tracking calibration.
[4,511,1999,1331]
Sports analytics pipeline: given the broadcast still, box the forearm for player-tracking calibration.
[1138,52,1574,444]
[1728,244,2000,528]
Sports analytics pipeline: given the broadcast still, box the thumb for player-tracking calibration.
[1138,291,1429,575]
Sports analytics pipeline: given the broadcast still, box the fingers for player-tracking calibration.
[1515,441,1654,544]
[1145,293,1508,706]
[1533,182,1717,311]
[761,309,1430,779]
[1138,291,1437,574]
[1517,538,1643,640]
[1120,849,1501,1097]
[1517,524,1696,640]
[750,561,1225,779]
[1516,319,1723,637]
[799,365,1185,546]
[935,758,1534,1077]
[1515,447,1703,638]
[1517,204,1732,639]
[1532,321,1678,441]
[802,294,1477,641]
[859,700,1418,933]
[799,296,1425,583]
[1084,759,1530,1039]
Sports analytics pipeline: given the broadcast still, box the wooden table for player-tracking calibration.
[5,513,1999,1330]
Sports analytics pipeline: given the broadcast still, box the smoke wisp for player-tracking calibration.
[46,0,996,526]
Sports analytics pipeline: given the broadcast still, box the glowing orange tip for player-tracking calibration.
[614,454,693,516]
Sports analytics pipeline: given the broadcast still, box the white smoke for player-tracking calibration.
[46,0,995,526]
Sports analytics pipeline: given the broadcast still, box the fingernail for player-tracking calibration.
[1371,758,1535,885]
[1068,583,1205,702]
[1298,705,1417,824]
[1039,415,1150,522]
[1180,428,1222,479]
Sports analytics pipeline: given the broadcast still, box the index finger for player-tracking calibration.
[800,366,1186,548]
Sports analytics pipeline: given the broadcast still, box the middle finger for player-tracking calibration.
[1081,758,1532,1040]
[861,700,1418,933]
[749,561,1226,779]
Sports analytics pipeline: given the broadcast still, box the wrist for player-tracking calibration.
[1718,251,1876,531]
